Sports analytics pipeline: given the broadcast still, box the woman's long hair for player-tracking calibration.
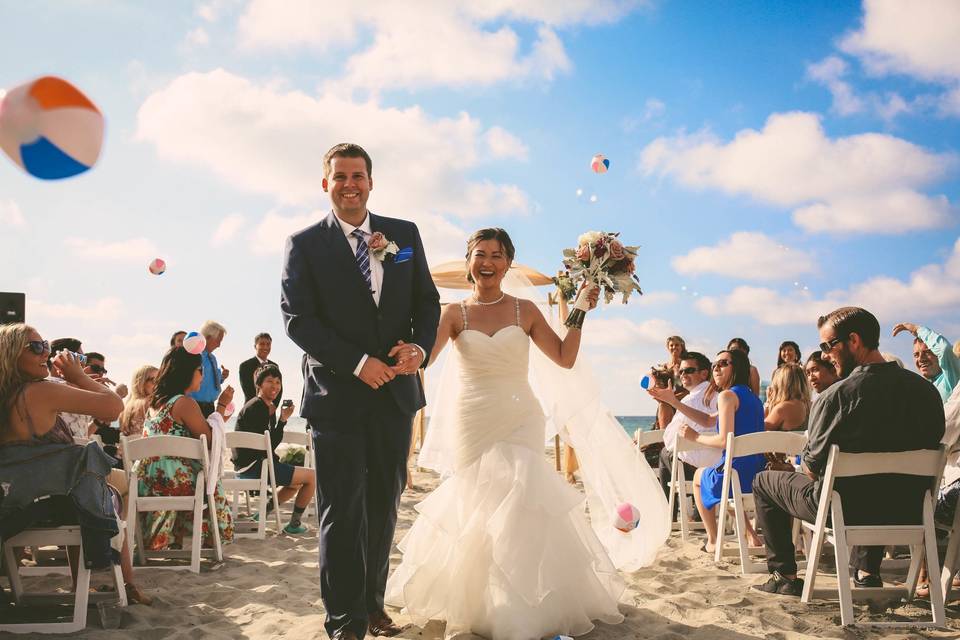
[120,364,158,433]
[0,323,33,430]
[776,340,802,368]
[766,362,811,418]
[151,348,201,410]
[717,348,752,390]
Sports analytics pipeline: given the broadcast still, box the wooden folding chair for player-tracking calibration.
[280,430,319,522]
[121,434,223,573]
[669,436,711,541]
[222,431,282,538]
[801,444,947,628]
[715,431,808,574]
[0,525,126,634]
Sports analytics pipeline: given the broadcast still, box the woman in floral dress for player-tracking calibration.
[134,347,234,549]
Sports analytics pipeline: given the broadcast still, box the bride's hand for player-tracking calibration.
[576,282,601,311]
[389,340,423,375]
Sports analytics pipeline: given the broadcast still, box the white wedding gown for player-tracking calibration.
[385,317,626,640]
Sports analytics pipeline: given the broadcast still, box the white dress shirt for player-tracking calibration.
[662,380,722,468]
[335,212,426,377]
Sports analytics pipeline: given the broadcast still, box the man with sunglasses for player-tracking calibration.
[891,321,960,403]
[752,307,944,596]
[648,351,721,505]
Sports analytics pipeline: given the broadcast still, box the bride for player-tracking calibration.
[385,228,669,640]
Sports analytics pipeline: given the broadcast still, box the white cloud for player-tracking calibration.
[64,237,161,263]
[640,111,956,234]
[211,213,246,247]
[582,316,680,348]
[136,69,527,256]
[0,199,25,228]
[235,0,642,91]
[841,0,960,82]
[805,55,916,122]
[696,236,960,326]
[247,210,319,256]
[29,297,125,324]
[672,232,817,281]
[484,126,529,161]
[185,27,210,47]
[197,0,236,22]
[622,98,667,132]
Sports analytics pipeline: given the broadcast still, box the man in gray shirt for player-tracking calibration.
[751,307,944,596]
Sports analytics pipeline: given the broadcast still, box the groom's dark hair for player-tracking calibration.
[465,228,516,284]
[323,143,372,179]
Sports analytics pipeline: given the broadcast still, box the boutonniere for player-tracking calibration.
[368,231,399,262]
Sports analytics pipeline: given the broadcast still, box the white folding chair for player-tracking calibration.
[280,430,319,521]
[222,431,282,538]
[715,431,808,574]
[121,434,223,573]
[635,429,664,452]
[801,444,947,628]
[940,482,960,606]
[669,436,712,541]
[0,524,126,634]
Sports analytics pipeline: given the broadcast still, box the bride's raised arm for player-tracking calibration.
[526,290,596,369]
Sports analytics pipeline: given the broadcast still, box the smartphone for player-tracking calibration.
[281,399,293,408]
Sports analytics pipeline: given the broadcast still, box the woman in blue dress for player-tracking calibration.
[680,348,765,553]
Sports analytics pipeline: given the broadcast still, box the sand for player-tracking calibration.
[4,464,960,639]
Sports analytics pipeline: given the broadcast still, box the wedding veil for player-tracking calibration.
[418,268,670,571]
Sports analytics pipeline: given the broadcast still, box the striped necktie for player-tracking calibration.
[351,229,372,292]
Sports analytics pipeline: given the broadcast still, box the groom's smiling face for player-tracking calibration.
[323,156,373,219]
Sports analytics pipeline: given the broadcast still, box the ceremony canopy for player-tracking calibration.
[429,261,555,290]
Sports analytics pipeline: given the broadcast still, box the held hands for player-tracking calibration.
[388,340,423,375]
[574,282,601,312]
[892,322,919,337]
[359,357,397,390]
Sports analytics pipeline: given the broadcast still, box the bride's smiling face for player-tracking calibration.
[468,239,511,288]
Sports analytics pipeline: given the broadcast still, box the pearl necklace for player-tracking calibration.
[473,292,505,305]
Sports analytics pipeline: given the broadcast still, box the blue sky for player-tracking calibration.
[1,0,958,414]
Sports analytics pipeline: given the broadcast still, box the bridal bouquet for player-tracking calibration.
[559,230,643,328]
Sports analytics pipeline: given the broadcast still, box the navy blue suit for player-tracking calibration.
[281,211,440,638]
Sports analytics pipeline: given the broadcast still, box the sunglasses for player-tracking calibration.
[24,340,51,355]
[712,359,731,370]
[679,366,702,375]
[89,364,107,375]
[819,336,844,354]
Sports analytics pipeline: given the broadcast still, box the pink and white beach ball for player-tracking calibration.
[148,258,166,275]
[613,502,641,533]
[0,76,103,180]
[183,332,206,355]
[590,154,610,174]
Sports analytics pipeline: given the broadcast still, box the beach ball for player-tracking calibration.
[554,636,574,640]
[148,258,166,275]
[590,154,609,174]
[0,76,103,180]
[639,375,651,390]
[613,502,641,533]
[183,331,206,355]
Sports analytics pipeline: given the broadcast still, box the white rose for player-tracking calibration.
[577,231,602,247]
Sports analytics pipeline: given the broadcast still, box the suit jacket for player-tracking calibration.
[238,356,282,404]
[280,211,440,423]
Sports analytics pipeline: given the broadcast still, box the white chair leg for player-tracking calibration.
[3,539,24,603]
[923,496,946,626]
[714,474,731,564]
[73,542,91,632]
[904,543,923,599]
[191,495,203,574]
[830,502,854,626]
[208,493,224,563]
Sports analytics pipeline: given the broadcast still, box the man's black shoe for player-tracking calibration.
[752,571,804,596]
[853,571,883,588]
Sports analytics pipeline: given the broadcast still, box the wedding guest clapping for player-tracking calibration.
[892,321,960,402]
[727,338,761,396]
[680,348,766,553]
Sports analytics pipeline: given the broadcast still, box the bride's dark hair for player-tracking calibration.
[464,228,516,283]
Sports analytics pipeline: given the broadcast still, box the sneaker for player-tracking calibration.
[283,523,308,535]
[752,571,804,597]
[853,571,883,588]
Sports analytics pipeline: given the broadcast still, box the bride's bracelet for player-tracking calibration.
[564,315,585,330]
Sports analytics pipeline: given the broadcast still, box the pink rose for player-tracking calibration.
[627,260,636,273]
[368,231,387,251]
[609,240,625,261]
[575,244,591,261]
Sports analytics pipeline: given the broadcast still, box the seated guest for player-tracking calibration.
[647,352,720,505]
[752,307,944,596]
[653,335,687,429]
[773,340,802,379]
[680,348,766,552]
[85,351,124,460]
[804,352,839,395]
[0,324,150,603]
[764,363,810,431]
[892,321,960,402]
[134,347,234,550]
[233,365,316,535]
[238,332,282,403]
[46,337,94,440]
[727,337,762,396]
[119,365,158,438]
[170,330,186,349]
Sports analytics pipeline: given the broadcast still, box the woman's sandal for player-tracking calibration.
[125,583,153,606]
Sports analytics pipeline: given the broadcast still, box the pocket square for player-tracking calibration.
[394,247,414,263]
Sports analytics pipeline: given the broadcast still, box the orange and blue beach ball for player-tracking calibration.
[0,76,103,180]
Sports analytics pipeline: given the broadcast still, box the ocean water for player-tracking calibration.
[276,415,657,438]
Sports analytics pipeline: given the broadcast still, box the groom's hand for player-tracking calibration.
[358,357,396,390]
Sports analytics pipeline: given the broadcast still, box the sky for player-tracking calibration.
[1,0,959,415]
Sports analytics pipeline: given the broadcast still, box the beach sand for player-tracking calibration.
[5,463,960,639]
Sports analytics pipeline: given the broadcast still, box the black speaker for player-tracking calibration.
[0,292,25,325]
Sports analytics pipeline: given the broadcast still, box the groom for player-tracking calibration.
[281,143,441,640]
